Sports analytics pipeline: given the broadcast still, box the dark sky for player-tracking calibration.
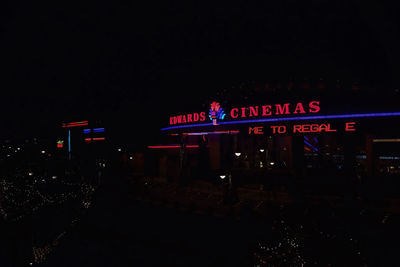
[0,1,399,142]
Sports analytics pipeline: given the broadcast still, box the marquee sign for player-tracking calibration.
[249,122,356,135]
[169,101,320,126]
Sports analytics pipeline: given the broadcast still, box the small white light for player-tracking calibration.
[259,149,265,152]
[117,148,122,152]
[52,176,57,179]
[28,172,33,176]
[219,175,226,179]
[102,163,105,167]
[17,147,21,151]
[269,162,275,166]
[235,152,241,157]
[129,156,133,160]
[41,179,45,182]
[41,150,45,154]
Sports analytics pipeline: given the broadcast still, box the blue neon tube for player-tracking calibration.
[161,112,400,131]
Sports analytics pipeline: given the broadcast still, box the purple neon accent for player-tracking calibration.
[161,112,400,131]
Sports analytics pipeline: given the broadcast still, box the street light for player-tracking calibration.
[235,152,241,157]
[219,175,226,179]
[259,149,265,152]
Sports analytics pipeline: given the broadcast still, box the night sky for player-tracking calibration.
[0,1,399,143]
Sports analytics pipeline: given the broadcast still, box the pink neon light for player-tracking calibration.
[148,145,199,149]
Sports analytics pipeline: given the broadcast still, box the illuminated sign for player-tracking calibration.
[56,140,64,148]
[248,122,357,135]
[169,101,320,126]
[162,112,400,131]
[170,112,206,125]
[93,128,105,133]
[209,102,226,125]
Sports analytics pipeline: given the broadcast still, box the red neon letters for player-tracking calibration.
[170,101,320,125]
[170,112,206,125]
[345,122,356,131]
[249,121,356,135]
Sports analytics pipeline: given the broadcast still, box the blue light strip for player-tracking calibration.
[161,112,400,131]
[93,128,105,133]
[83,129,91,134]
[68,129,71,153]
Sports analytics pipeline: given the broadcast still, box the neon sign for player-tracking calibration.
[249,122,357,135]
[56,140,64,148]
[162,112,400,131]
[209,101,226,125]
[169,101,320,126]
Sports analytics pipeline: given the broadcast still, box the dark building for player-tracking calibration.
[147,81,400,203]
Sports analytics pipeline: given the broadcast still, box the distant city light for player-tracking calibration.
[129,156,133,160]
[259,149,265,152]
[41,150,46,154]
[269,162,275,166]
[52,176,57,179]
[118,148,122,152]
[235,152,241,157]
[17,147,21,150]
[28,172,33,176]
[219,175,226,179]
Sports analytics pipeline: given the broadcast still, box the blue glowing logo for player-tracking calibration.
[209,102,226,125]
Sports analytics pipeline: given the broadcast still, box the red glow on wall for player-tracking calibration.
[62,121,88,128]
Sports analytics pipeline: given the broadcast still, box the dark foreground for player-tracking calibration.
[1,174,400,266]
